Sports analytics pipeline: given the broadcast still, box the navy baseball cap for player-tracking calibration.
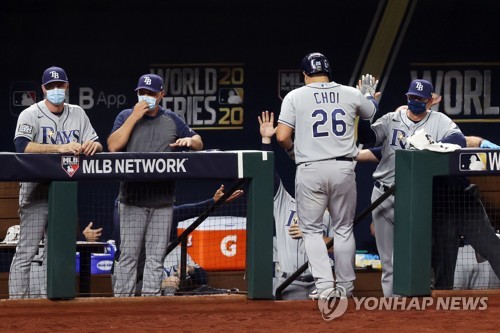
[42,66,68,85]
[135,74,164,92]
[406,79,433,99]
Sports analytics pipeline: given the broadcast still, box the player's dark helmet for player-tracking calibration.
[301,52,331,76]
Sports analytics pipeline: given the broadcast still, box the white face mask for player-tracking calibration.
[46,88,66,105]
[138,95,157,110]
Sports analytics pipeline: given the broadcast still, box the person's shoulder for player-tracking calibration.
[159,108,185,122]
[337,83,358,93]
[428,110,454,122]
[65,103,89,115]
[18,101,40,115]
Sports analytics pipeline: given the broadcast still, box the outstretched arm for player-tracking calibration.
[259,111,282,195]
[466,136,500,148]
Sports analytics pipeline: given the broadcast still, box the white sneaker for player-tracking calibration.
[309,289,321,300]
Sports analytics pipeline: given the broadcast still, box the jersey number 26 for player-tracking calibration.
[312,108,346,137]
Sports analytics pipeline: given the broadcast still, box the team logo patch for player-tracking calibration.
[61,156,80,177]
[459,152,487,171]
[18,124,33,135]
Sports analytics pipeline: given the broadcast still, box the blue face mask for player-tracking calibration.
[46,88,66,105]
[407,98,427,115]
[138,95,158,110]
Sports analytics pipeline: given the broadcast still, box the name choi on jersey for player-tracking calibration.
[82,158,188,174]
[314,92,339,104]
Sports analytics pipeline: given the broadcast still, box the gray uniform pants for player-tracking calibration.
[9,201,48,299]
[114,203,173,297]
[296,160,356,294]
[371,185,395,297]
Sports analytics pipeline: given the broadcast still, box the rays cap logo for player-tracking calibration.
[42,66,69,85]
[135,74,164,92]
[61,156,80,177]
[460,152,487,171]
[406,79,433,99]
[317,285,349,321]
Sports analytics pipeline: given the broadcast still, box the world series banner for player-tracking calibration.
[149,63,245,130]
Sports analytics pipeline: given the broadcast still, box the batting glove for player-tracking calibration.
[480,139,500,149]
[357,74,378,97]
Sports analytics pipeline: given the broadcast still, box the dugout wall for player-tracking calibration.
[0,151,274,299]
[394,149,500,296]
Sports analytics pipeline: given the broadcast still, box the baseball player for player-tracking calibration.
[358,78,467,296]
[259,111,334,300]
[358,137,500,292]
[108,73,203,297]
[161,245,207,296]
[262,111,321,299]
[11,66,102,299]
[276,53,377,299]
[108,185,243,295]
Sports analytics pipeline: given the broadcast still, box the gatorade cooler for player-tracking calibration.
[177,216,246,271]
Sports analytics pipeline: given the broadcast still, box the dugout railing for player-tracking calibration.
[0,151,274,300]
[276,148,500,299]
[394,149,500,296]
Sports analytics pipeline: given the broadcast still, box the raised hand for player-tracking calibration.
[258,110,276,140]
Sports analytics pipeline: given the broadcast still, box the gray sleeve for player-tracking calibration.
[371,114,389,146]
[357,91,377,120]
[14,109,37,141]
[277,93,296,129]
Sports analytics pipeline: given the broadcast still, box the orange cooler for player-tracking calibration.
[177,216,246,271]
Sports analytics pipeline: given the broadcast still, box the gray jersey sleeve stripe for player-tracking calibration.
[277,119,295,129]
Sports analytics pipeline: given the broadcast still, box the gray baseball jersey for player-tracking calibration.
[278,81,376,164]
[369,107,464,297]
[10,101,98,299]
[371,108,463,185]
[14,101,99,205]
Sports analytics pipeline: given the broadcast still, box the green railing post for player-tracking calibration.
[393,150,449,296]
[47,181,78,299]
[243,151,274,299]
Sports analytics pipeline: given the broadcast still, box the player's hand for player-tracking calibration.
[213,184,244,203]
[81,140,101,156]
[258,111,276,143]
[431,93,442,107]
[161,275,181,289]
[288,222,303,239]
[356,74,378,97]
[131,100,150,119]
[169,137,195,148]
[59,142,82,155]
[370,222,376,237]
[83,222,103,242]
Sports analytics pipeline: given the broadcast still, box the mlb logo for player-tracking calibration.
[61,156,80,177]
[459,153,487,171]
[13,91,36,107]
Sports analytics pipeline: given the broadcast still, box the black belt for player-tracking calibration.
[301,157,353,165]
[333,157,353,162]
[375,181,391,192]
[281,272,314,283]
